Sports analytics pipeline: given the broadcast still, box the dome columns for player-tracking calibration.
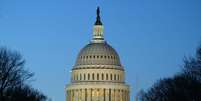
[66,87,130,101]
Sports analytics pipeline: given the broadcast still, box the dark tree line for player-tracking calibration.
[4,85,47,101]
[0,47,47,101]
[139,44,201,101]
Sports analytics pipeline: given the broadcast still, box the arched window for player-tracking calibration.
[114,74,116,80]
[84,74,86,80]
[106,74,108,80]
[76,74,78,80]
[80,74,82,80]
[92,73,94,80]
[102,73,104,80]
[88,73,90,80]
[97,74,99,80]
[110,74,113,80]
[118,75,120,80]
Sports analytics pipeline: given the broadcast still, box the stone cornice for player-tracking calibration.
[66,82,130,90]
[72,65,124,71]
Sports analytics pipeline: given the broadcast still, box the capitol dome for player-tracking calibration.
[66,7,130,101]
[75,42,121,66]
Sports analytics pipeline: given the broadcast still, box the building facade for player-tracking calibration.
[66,7,130,101]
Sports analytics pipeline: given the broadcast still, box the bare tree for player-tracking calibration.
[5,85,47,101]
[0,47,47,101]
[0,47,34,100]
[140,44,201,101]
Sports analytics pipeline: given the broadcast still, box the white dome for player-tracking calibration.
[75,42,121,66]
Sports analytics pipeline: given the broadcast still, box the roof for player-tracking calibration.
[75,42,121,66]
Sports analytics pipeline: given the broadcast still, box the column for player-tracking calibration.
[123,90,126,101]
[79,89,82,101]
[109,89,111,101]
[113,89,116,101]
[111,89,114,101]
[125,90,128,101]
[128,90,130,101]
[75,90,78,101]
[93,88,97,101]
[100,89,104,101]
[85,89,87,101]
[87,89,91,101]
[118,90,121,101]
[116,89,119,101]
[73,90,75,101]
[69,90,71,101]
[82,89,85,101]
[120,90,123,101]
[103,88,105,101]
[105,89,109,101]
[116,90,119,101]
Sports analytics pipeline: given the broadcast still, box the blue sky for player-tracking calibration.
[1,0,201,101]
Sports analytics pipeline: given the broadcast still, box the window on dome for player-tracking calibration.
[120,74,122,81]
[110,74,113,80]
[92,73,95,80]
[97,74,99,80]
[76,74,78,80]
[84,74,86,80]
[80,74,82,80]
[102,73,104,80]
[88,73,90,80]
[106,74,108,80]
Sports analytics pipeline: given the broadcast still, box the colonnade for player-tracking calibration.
[66,88,129,101]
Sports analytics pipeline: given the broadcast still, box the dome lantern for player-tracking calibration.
[91,7,105,43]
